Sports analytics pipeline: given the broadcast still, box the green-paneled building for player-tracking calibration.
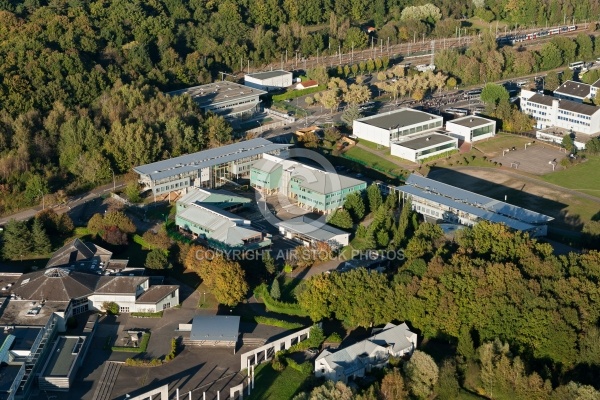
[250,155,366,213]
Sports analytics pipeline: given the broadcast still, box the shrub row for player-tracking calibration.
[420,149,460,164]
[254,316,304,329]
[165,338,178,362]
[284,357,313,375]
[125,358,162,367]
[131,311,163,318]
[253,284,308,317]
[272,85,327,101]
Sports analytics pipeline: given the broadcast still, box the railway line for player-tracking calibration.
[247,23,593,74]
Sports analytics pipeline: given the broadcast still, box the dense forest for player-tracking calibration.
[0,0,597,215]
[296,219,600,392]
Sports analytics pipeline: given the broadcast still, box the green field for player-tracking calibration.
[471,134,534,156]
[344,145,405,176]
[248,363,310,400]
[542,156,600,198]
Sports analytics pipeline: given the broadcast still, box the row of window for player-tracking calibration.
[557,116,590,126]
[156,180,188,193]
[559,109,591,120]
[391,121,443,139]
[207,98,258,111]
[417,142,456,157]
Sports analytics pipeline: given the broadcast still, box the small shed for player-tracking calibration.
[296,80,319,90]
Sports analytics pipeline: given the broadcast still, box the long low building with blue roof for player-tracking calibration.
[133,138,290,199]
[398,174,553,237]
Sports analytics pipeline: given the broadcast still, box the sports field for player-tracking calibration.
[542,156,600,198]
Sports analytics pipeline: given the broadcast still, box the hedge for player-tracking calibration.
[254,316,304,329]
[125,358,162,367]
[112,333,151,353]
[285,357,313,375]
[420,149,460,164]
[131,311,163,318]
[253,284,308,316]
[272,85,327,101]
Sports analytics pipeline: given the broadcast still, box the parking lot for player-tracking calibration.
[491,143,567,175]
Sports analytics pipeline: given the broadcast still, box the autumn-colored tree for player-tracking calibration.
[380,368,407,399]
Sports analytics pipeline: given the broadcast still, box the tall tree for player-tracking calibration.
[3,220,32,260]
[343,192,365,221]
[403,351,439,400]
[31,217,51,256]
[366,183,383,213]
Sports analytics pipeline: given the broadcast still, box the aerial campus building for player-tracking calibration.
[244,70,293,91]
[250,154,366,214]
[0,239,179,399]
[398,174,553,237]
[133,138,290,199]
[352,108,458,162]
[175,188,271,252]
[445,116,496,143]
[167,81,267,120]
[520,89,600,150]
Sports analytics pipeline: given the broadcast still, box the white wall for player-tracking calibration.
[352,120,390,146]
[331,233,350,247]
[88,294,137,312]
[390,143,417,162]
[245,72,293,90]
[446,120,496,142]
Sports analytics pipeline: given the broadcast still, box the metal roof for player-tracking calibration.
[133,138,289,181]
[190,315,240,343]
[178,188,251,210]
[394,133,456,150]
[276,216,349,241]
[400,175,553,228]
[355,108,442,130]
[245,70,291,80]
[447,116,495,129]
[167,81,266,106]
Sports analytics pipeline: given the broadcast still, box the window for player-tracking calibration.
[171,291,176,298]
[120,306,130,313]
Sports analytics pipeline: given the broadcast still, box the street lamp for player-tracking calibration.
[38,189,45,210]
[110,168,116,193]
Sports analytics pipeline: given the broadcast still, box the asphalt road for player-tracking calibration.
[0,181,125,225]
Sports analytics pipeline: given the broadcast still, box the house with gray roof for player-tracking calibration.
[398,174,553,237]
[250,154,366,213]
[554,80,593,103]
[315,323,417,383]
[175,187,270,252]
[133,138,290,199]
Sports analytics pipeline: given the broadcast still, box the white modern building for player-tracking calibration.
[134,138,290,198]
[520,89,600,148]
[353,108,444,147]
[244,70,293,91]
[168,81,266,120]
[353,108,457,162]
[390,133,458,162]
[398,174,554,237]
[446,116,496,142]
[315,323,417,383]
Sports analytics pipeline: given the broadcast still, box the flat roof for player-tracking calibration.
[42,336,81,377]
[402,175,553,224]
[526,94,600,116]
[178,188,251,210]
[277,216,349,241]
[554,80,591,98]
[245,70,291,80]
[190,315,240,344]
[0,300,66,327]
[448,116,494,129]
[134,138,289,181]
[356,108,442,130]
[167,81,267,107]
[0,363,22,395]
[394,133,456,150]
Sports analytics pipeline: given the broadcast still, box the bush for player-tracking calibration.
[103,301,119,315]
[165,338,178,362]
[125,358,162,367]
[272,355,285,371]
[253,283,307,316]
[272,85,327,101]
[285,357,313,374]
[254,316,304,329]
[325,332,343,343]
[131,311,163,318]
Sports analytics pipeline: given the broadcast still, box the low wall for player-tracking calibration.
[239,326,312,370]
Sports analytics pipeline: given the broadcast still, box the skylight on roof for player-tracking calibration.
[21,278,30,285]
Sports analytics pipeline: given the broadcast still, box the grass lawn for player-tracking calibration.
[542,156,600,198]
[197,283,219,309]
[344,146,405,176]
[248,363,311,400]
[357,139,387,151]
